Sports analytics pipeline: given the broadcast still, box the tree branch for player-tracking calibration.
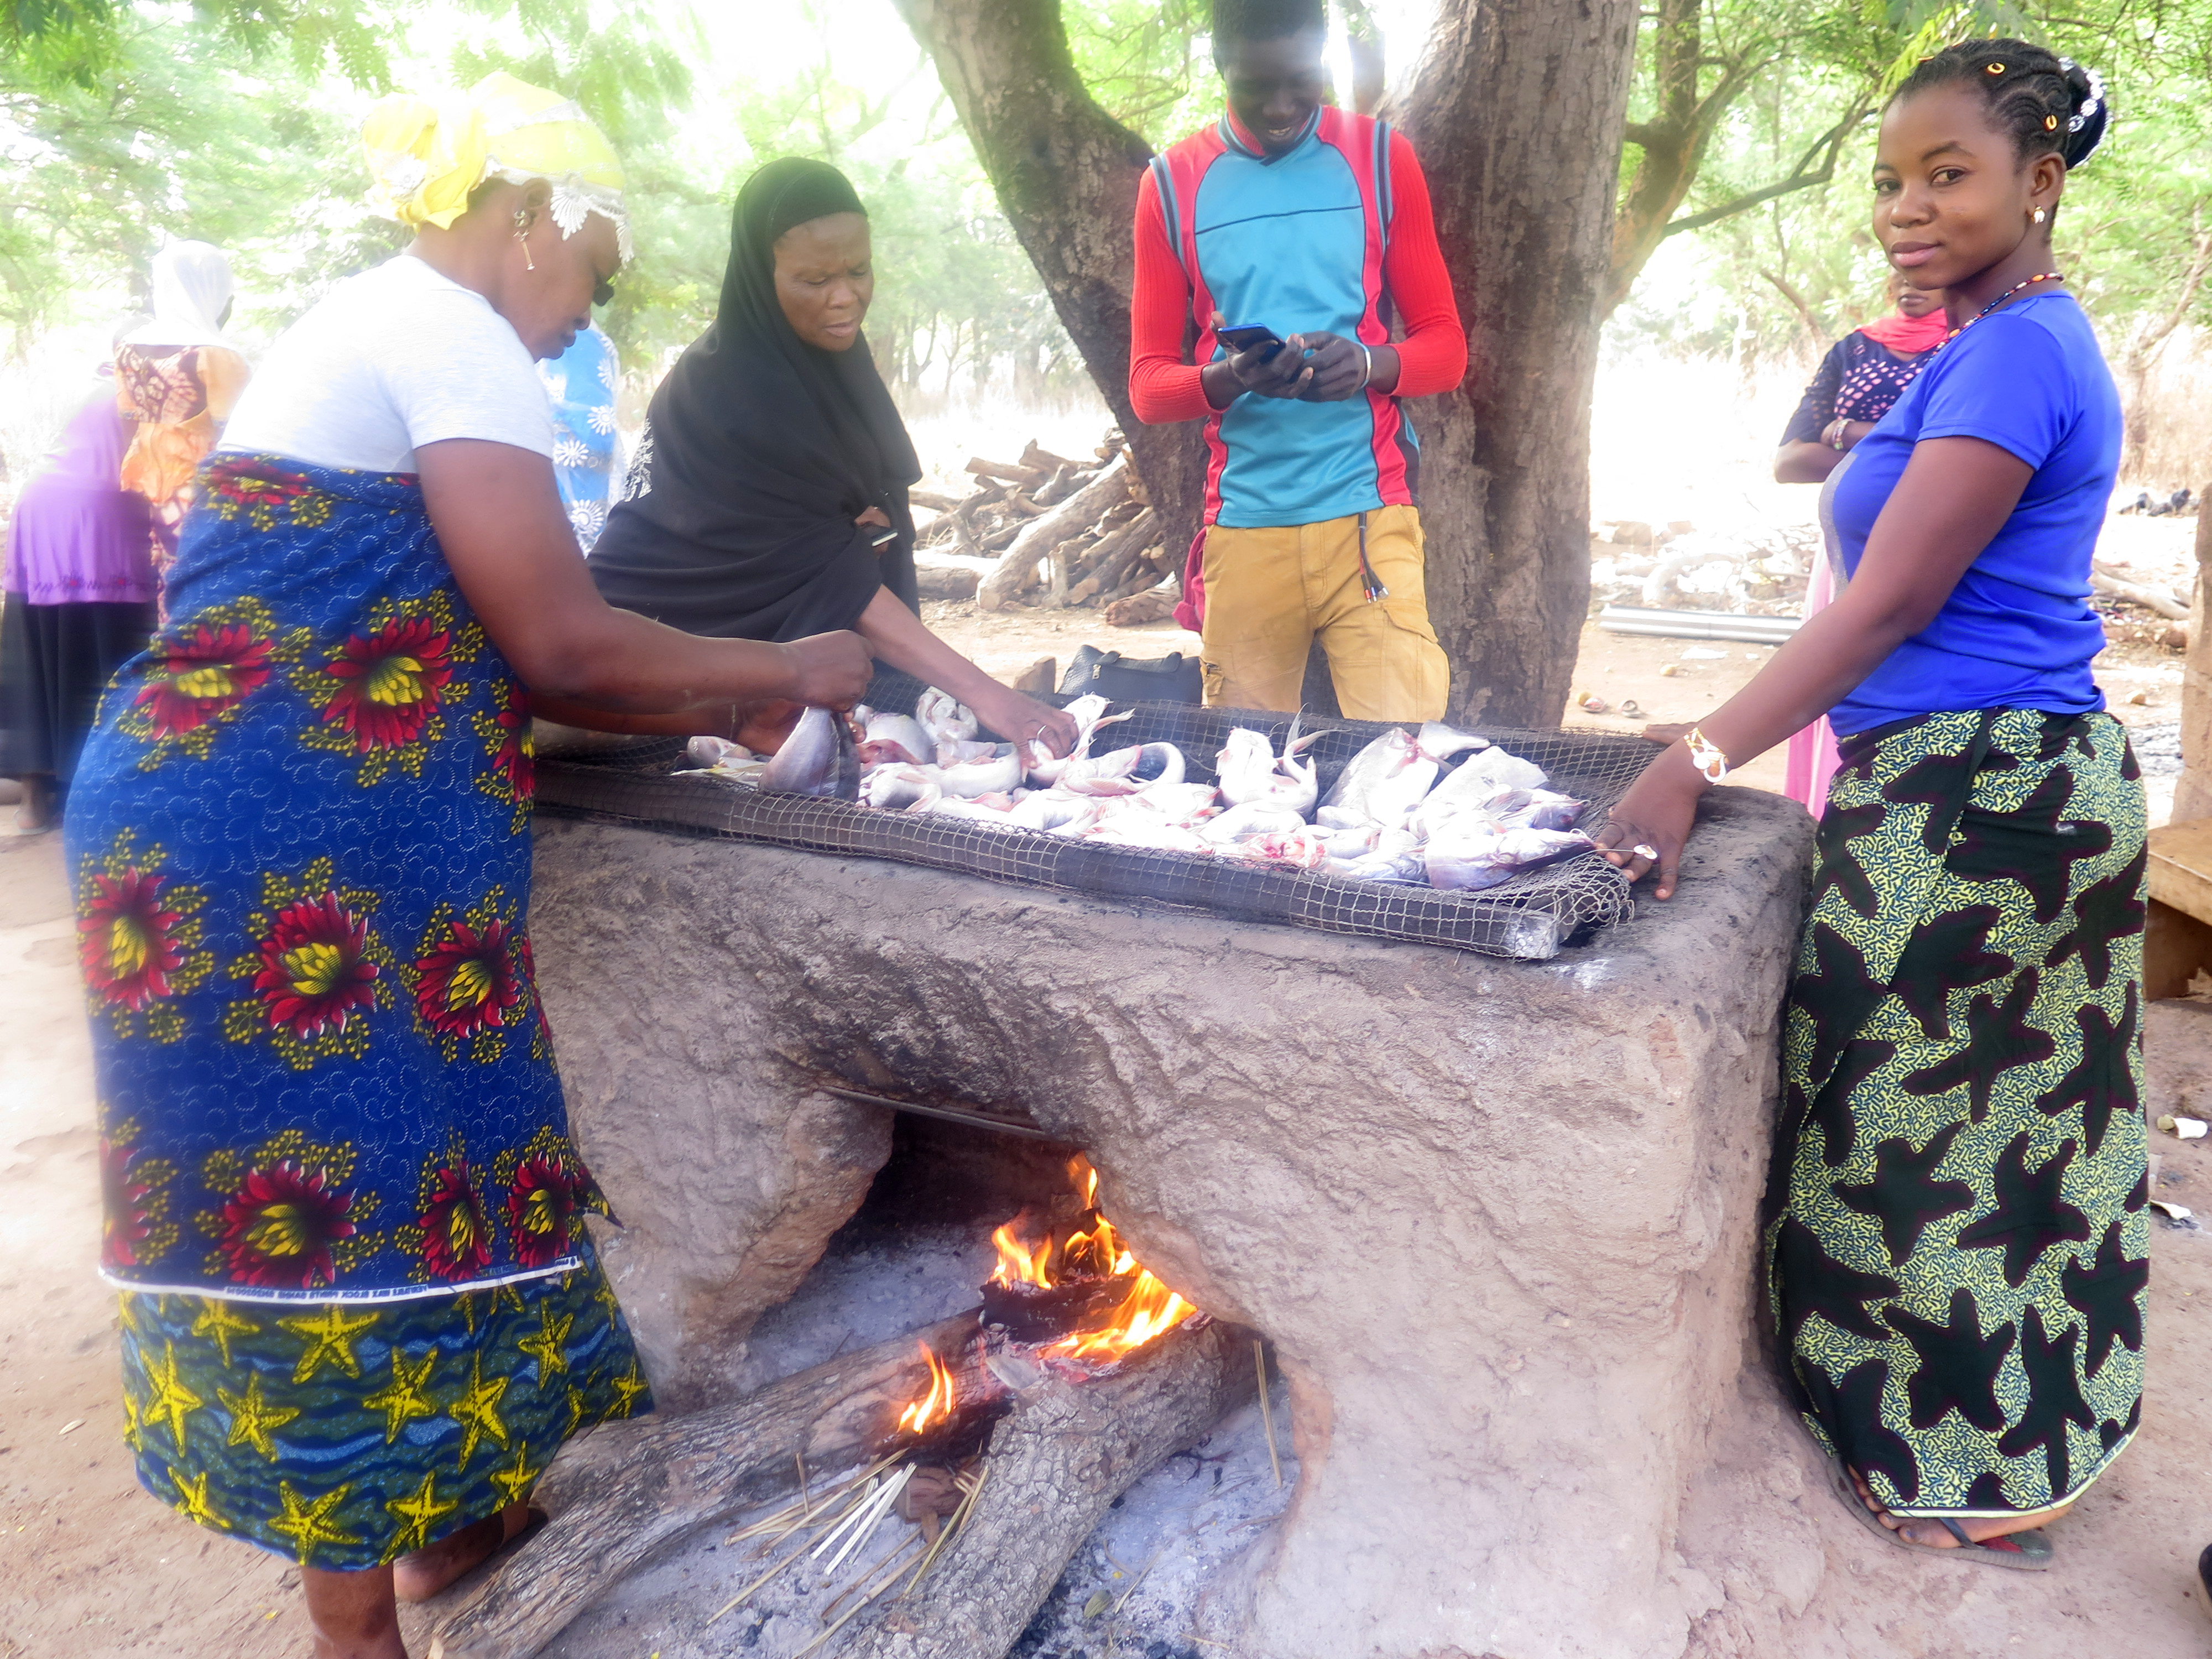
[1661,104,1869,238]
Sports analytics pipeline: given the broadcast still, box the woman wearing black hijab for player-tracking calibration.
[591,157,1077,756]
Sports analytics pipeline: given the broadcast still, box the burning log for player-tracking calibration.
[424,1311,993,1659]
[837,1319,1253,1659]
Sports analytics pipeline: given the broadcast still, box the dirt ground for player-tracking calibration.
[0,619,2203,1658]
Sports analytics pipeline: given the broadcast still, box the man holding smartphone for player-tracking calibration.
[1130,0,1465,719]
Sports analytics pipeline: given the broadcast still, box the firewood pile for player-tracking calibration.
[911,434,1177,625]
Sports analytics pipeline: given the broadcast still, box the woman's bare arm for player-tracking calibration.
[418,439,872,714]
[854,586,1078,756]
[1598,434,2034,896]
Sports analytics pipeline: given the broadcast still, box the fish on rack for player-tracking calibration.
[685,699,1601,895]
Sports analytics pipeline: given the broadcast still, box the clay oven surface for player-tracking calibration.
[527,786,1814,1658]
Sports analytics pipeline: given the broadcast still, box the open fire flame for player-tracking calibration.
[989,1156,1197,1363]
[896,1342,957,1435]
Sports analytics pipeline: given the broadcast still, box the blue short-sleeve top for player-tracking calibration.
[1828,291,2121,736]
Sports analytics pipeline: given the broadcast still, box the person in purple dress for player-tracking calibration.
[0,350,157,830]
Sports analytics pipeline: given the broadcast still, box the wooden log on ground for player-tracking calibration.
[839,1320,1251,1659]
[978,456,1129,611]
[965,456,1046,488]
[2093,561,2190,620]
[914,566,980,602]
[1101,546,1171,605]
[425,1312,990,1659]
[1103,589,1178,628]
[1021,439,1087,474]
[1031,463,1078,507]
[1010,656,1057,694]
[910,488,963,513]
[1068,509,1160,604]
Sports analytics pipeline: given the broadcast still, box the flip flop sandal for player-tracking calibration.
[1823,1457,2054,1571]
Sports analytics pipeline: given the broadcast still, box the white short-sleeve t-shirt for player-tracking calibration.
[218,255,555,473]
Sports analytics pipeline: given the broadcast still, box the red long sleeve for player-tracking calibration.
[1129,169,1216,424]
[1379,132,1467,398]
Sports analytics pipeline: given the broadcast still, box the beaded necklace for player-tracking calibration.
[1938,272,2066,349]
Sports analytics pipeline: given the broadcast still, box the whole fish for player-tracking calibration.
[1425,825,1591,892]
[1319,727,1410,815]
[1329,826,1425,882]
[1321,727,1438,825]
[916,688,980,760]
[939,748,1025,799]
[1448,745,1548,794]
[862,764,941,811]
[1087,817,1217,854]
[760,705,861,800]
[1201,802,1310,844]
[1501,790,1585,833]
[1217,726,1321,813]
[1024,693,1134,786]
[1058,745,1148,796]
[1223,827,1331,869]
[1008,791,1100,833]
[1415,721,1489,763]
[1414,747,1547,833]
[1130,780,1219,822]
[857,709,934,768]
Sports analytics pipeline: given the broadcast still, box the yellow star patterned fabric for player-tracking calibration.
[113,1243,646,1570]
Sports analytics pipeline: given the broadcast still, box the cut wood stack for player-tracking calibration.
[912,433,1176,616]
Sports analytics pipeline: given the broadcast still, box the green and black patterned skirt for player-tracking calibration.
[118,1244,651,1570]
[1766,707,2148,1517]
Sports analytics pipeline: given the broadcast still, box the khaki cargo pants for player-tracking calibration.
[1198,503,1449,721]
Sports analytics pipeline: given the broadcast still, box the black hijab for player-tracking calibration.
[588,157,921,640]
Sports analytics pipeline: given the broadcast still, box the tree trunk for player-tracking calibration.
[893,0,1209,570]
[1398,0,1641,727]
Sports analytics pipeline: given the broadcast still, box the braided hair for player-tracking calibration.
[1212,0,1326,56]
[1889,38,2110,170]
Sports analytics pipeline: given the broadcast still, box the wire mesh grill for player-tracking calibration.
[535,667,1663,959]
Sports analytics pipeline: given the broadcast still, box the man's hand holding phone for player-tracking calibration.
[1204,312,1312,405]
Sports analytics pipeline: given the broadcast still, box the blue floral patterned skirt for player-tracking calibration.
[120,1243,650,1570]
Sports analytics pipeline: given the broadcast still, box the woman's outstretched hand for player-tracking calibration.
[971,685,1079,759]
[1590,743,1709,901]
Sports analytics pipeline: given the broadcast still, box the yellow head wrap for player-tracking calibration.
[362,71,630,260]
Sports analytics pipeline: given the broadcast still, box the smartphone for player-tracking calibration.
[870,529,898,548]
[1217,324,1287,357]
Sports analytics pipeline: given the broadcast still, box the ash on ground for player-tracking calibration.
[544,1147,1297,1658]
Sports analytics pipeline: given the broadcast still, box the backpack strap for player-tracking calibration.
[1149,154,1188,277]
[1372,118,1395,258]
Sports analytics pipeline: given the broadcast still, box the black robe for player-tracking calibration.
[588,156,920,640]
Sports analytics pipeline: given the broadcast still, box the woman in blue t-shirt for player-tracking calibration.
[1599,40,2138,1570]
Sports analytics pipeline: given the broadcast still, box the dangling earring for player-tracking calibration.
[2032,206,2049,226]
[513,209,536,272]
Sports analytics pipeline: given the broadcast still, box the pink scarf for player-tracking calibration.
[1858,306,1950,354]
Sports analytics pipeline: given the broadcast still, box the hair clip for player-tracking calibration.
[2045,114,2059,129]
[1986,61,2006,74]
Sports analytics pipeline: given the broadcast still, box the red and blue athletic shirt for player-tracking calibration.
[1130,105,1466,530]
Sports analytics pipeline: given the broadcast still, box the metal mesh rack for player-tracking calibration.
[535,668,1662,960]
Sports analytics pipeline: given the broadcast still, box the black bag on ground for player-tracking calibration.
[1058,644,1202,705]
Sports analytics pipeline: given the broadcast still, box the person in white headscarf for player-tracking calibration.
[115,240,251,599]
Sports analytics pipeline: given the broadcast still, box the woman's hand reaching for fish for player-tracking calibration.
[1591,743,1708,901]
[968,685,1079,760]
